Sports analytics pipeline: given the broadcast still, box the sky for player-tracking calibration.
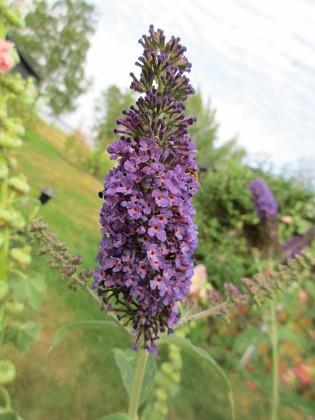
[65,0,315,170]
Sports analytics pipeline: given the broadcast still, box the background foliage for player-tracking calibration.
[12,0,96,116]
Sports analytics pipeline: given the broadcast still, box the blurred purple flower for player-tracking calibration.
[249,179,315,261]
[93,25,198,354]
[248,178,278,221]
[281,227,315,259]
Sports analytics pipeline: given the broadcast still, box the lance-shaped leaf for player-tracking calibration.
[113,349,156,406]
[51,320,132,350]
[159,334,235,420]
[96,413,133,420]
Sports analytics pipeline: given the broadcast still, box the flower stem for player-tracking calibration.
[183,300,229,323]
[270,300,280,420]
[128,349,148,420]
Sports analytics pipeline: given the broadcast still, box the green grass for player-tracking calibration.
[20,128,101,267]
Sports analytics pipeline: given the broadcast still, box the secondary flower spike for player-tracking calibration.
[248,178,280,253]
[93,25,199,354]
[248,178,278,221]
[282,226,315,259]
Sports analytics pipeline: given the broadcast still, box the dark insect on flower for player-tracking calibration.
[98,191,103,199]
[93,25,199,355]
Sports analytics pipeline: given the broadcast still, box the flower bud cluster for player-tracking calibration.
[29,218,104,310]
[29,218,86,281]
[93,26,199,353]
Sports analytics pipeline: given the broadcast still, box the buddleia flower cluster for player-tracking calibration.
[248,178,279,253]
[248,178,315,260]
[248,178,278,221]
[93,25,199,354]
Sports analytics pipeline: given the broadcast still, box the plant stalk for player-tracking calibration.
[128,348,148,420]
[270,300,280,420]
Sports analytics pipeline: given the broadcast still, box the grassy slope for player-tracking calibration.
[4,121,131,419]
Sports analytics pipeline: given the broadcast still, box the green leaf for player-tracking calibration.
[0,412,18,420]
[113,349,156,406]
[159,334,235,420]
[51,320,131,350]
[296,218,311,234]
[283,394,315,415]
[277,327,299,342]
[232,327,268,354]
[113,349,134,397]
[305,280,315,298]
[9,273,46,310]
[0,411,24,420]
[4,321,41,354]
[96,414,132,420]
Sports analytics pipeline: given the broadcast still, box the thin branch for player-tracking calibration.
[184,300,230,323]
[71,274,105,309]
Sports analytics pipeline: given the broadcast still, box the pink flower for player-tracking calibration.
[298,289,309,304]
[280,369,296,385]
[246,380,257,391]
[294,364,312,385]
[281,215,293,224]
[0,39,14,74]
[190,264,207,300]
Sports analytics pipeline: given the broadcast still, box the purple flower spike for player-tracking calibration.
[282,227,315,259]
[93,25,198,354]
[248,179,278,221]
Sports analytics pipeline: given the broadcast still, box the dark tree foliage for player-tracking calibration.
[12,0,96,116]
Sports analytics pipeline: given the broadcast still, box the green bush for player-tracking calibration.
[193,161,315,289]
